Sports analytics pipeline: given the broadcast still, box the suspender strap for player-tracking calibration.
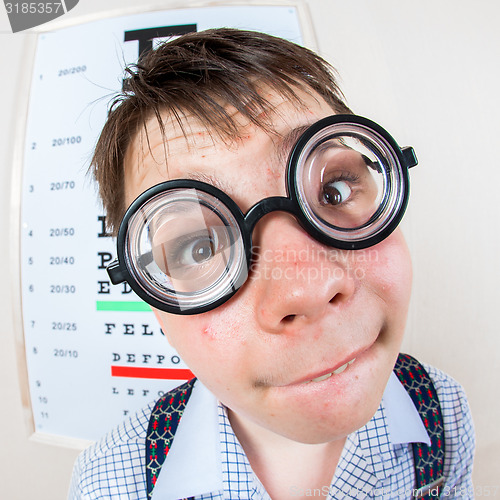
[145,378,196,500]
[394,354,445,498]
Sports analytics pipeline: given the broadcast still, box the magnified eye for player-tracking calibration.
[151,220,231,283]
[321,178,354,206]
[317,148,374,214]
[173,229,220,267]
[301,140,385,229]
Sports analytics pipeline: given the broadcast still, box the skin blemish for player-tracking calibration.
[266,166,282,181]
[201,324,217,340]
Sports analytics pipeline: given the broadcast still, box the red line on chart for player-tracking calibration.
[111,366,195,380]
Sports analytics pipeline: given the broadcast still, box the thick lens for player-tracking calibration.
[124,188,247,312]
[303,136,385,228]
[294,122,406,244]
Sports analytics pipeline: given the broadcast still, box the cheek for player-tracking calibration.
[154,308,251,383]
[357,231,412,310]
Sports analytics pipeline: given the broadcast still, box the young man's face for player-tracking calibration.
[123,89,412,445]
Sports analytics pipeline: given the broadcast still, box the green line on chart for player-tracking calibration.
[96,301,151,312]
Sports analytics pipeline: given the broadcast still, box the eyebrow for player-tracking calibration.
[274,124,312,165]
[184,171,232,193]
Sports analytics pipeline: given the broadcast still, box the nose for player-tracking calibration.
[249,213,356,333]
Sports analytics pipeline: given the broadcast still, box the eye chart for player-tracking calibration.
[19,3,308,443]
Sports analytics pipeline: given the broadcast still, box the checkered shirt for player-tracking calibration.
[68,363,475,499]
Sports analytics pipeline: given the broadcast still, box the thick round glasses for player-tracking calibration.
[107,114,417,314]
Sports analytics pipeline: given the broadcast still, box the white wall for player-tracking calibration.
[1,0,498,498]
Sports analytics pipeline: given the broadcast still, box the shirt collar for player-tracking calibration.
[151,373,430,499]
[151,380,223,500]
[341,371,431,489]
[383,371,431,446]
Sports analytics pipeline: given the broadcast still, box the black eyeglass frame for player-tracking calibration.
[107,114,418,314]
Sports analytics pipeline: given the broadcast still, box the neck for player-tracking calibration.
[228,409,345,499]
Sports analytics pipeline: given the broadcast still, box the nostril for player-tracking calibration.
[282,314,296,323]
[329,294,342,305]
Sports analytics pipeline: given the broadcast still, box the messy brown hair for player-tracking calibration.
[92,28,352,234]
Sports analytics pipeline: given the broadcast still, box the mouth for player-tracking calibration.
[277,351,363,388]
[303,358,356,384]
[259,336,378,390]
[281,342,375,387]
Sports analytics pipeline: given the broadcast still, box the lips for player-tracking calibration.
[279,344,371,387]
[304,358,356,383]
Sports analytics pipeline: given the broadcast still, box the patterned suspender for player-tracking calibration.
[394,354,445,498]
[145,379,196,500]
[145,354,445,500]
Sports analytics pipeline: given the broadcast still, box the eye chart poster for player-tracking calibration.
[20,4,305,442]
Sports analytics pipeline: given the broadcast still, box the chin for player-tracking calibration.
[267,400,381,445]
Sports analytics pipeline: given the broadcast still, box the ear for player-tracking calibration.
[151,307,174,347]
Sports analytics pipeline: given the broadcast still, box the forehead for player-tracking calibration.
[123,89,335,208]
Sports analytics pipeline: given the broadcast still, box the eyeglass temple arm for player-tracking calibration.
[107,260,127,285]
[402,146,418,168]
[107,252,155,285]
